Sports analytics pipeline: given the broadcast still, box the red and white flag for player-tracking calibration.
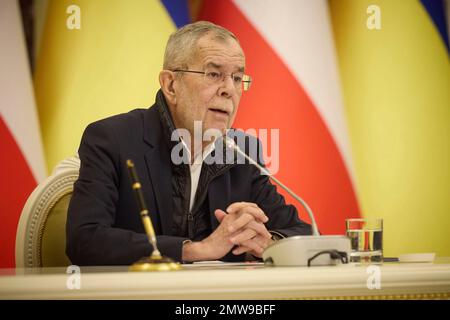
[0,1,46,267]
[200,0,360,233]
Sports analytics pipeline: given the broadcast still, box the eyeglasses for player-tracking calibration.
[172,69,252,91]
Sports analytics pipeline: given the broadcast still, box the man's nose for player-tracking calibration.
[217,75,235,98]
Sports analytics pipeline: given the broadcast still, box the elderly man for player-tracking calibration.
[66,21,312,266]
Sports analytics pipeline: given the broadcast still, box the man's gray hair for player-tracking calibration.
[163,21,239,70]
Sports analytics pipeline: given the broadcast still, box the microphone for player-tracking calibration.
[224,137,320,235]
[223,136,351,266]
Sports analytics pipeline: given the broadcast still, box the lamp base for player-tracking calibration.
[129,255,182,272]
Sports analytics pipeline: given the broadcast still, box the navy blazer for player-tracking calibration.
[66,97,312,266]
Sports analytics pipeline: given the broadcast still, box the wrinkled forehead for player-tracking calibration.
[191,34,245,71]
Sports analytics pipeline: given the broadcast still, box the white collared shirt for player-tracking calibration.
[180,140,216,212]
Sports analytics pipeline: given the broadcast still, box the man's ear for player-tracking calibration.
[159,70,177,105]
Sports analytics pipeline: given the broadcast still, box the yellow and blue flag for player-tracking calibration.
[330,0,449,257]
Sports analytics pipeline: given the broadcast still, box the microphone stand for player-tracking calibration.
[224,137,351,266]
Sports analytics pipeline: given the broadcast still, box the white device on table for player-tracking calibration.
[224,137,351,267]
[399,253,435,263]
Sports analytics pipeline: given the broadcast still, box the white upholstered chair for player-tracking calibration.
[15,155,80,268]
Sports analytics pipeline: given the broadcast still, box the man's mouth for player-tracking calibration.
[209,108,230,116]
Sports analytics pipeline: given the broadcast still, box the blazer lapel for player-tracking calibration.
[144,141,173,235]
[142,102,174,235]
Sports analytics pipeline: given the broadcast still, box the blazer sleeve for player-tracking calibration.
[249,138,313,238]
[66,121,188,266]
